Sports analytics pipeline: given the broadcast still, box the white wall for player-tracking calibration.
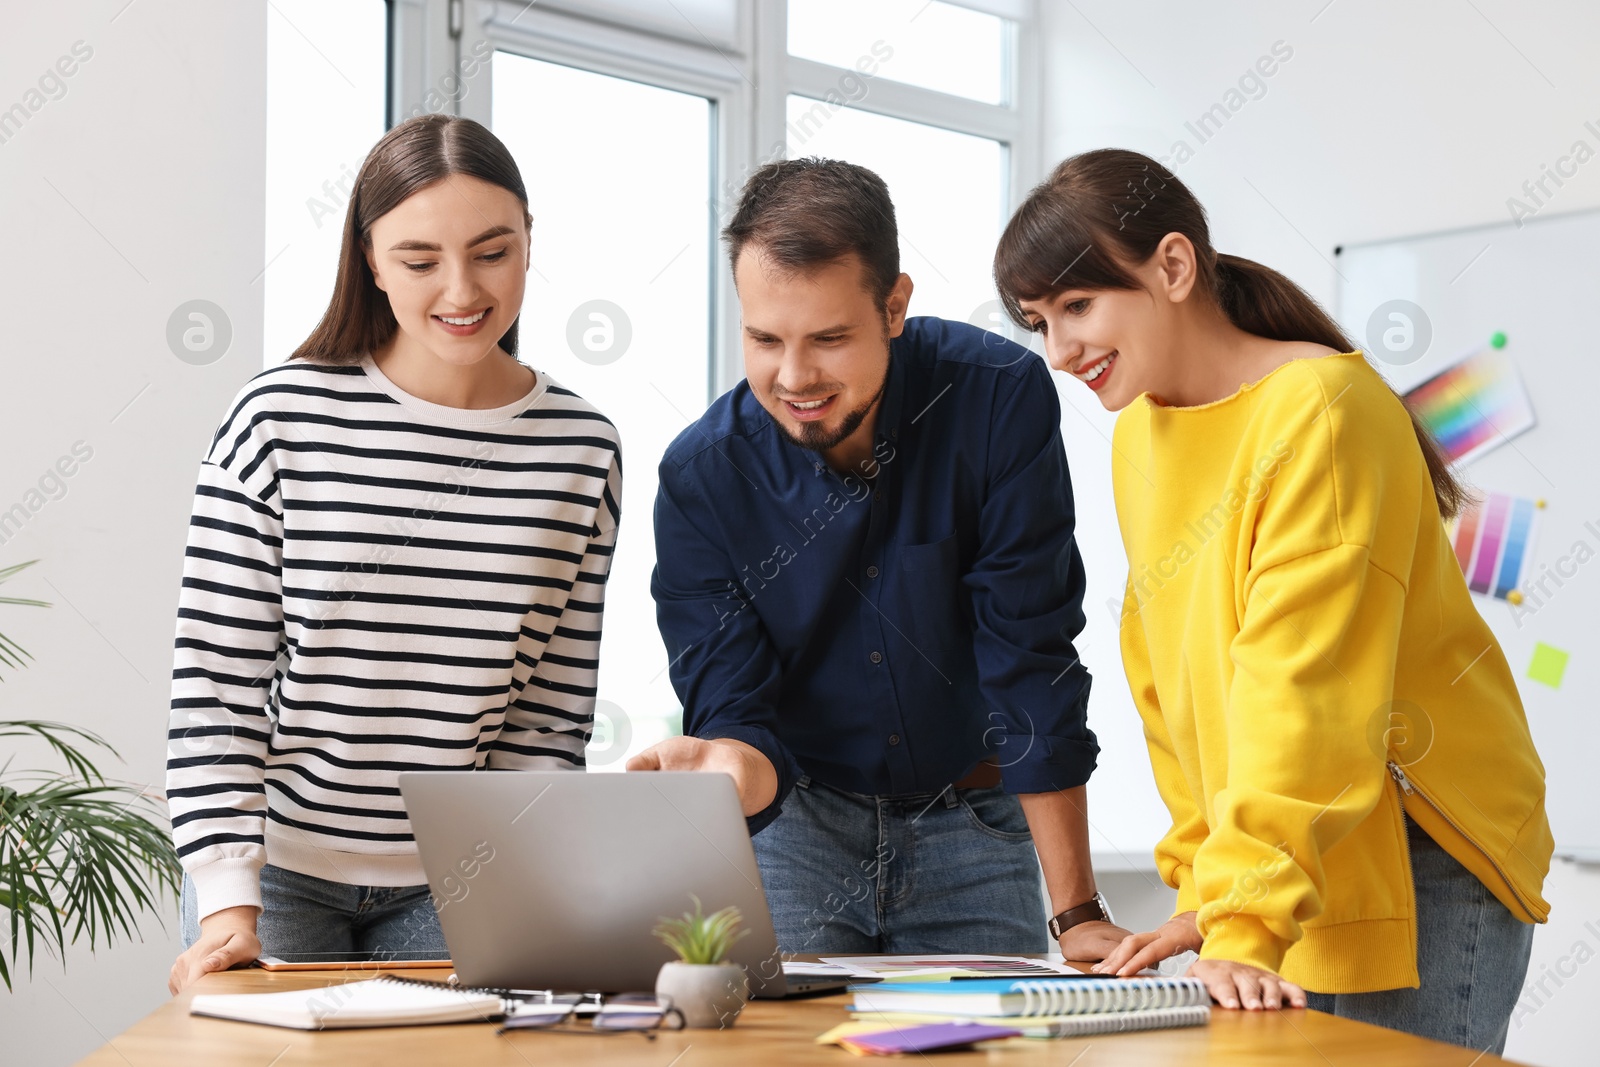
[0,2,265,1063]
[1038,2,1600,1064]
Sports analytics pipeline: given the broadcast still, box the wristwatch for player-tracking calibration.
[1048,892,1112,940]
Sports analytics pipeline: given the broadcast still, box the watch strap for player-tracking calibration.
[1048,892,1110,939]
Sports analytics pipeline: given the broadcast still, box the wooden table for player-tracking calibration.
[76,961,1531,1066]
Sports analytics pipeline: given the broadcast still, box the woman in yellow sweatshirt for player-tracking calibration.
[994,149,1551,1054]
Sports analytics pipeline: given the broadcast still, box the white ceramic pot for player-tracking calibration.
[654,961,748,1029]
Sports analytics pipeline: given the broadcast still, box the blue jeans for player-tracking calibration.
[1303,815,1534,1055]
[751,775,1048,954]
[181,863,446,956]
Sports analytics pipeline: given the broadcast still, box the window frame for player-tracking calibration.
[389,0,1041,396]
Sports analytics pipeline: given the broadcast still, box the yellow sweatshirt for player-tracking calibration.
[1112,349,1552,994]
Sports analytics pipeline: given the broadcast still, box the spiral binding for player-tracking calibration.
[371,972,521,1017]
[1012,976,1207,1016]
[1032,1004,1210,1036]
[372,973,522,1003]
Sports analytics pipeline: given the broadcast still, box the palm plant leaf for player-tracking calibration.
[0,633,34,674]
[0,560,48,679]
[0,722,110,784]
[0,560,181,989]
[0,771,180,990]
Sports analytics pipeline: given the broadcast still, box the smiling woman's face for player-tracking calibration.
[363,174,530,367]
[1015,235,1199,411]
[1016,287,1163,411]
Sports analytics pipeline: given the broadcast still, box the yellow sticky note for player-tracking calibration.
[1528,642,1569,689]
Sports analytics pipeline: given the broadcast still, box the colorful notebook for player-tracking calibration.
[850,1005,1211,1039]
[848,975,1208,1017]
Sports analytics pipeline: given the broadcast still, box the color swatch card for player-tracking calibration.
[828,1021,1024,1055]
[1448,490,1543,601]
[1404,341,1536,466]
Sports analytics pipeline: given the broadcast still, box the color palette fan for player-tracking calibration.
[1449,490,1543,601]
[1403,335,1535,466]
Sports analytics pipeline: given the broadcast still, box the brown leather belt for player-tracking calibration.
[952,759,1002,790]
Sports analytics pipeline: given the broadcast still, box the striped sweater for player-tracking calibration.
[166,356,622,921]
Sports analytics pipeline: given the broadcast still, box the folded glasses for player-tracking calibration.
[497,992,685,1037]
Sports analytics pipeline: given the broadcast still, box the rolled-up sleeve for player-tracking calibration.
[965,358,1099,793]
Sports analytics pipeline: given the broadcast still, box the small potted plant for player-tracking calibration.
[651,895,749,1029]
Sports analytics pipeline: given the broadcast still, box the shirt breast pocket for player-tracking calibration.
[895,533,969,652]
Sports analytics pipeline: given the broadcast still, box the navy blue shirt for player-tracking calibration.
[651,316,1098,833]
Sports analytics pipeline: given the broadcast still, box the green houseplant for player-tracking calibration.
[651,895,750,1028]
[0,559,181,990]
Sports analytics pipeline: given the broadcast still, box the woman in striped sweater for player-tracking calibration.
[166,115,622,994]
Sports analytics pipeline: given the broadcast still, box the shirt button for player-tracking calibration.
[873,491,882,502]
[869,651,883,664]
[888,733,901,746]
[866,565,880,579]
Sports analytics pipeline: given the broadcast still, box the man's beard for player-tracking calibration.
[772,360,890,456]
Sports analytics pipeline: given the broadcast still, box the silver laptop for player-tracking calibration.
[397,770,846,998]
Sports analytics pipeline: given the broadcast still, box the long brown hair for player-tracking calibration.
[994,149,1467,519]
[291,114,533,365]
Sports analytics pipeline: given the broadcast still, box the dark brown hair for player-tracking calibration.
[994,148,1467,519]
[291,114,533,365]
[723,157,900,309]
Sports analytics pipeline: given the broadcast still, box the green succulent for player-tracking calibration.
[652,895,748,965]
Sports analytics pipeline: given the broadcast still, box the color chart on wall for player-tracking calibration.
[1404,334,1536,467]
[1448,490,1543,601]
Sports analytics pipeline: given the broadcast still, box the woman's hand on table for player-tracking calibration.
[169,906,261,996]
[1185,959,1307,1010]
[1092,911,1202,976]
[1089,911,1306,1010]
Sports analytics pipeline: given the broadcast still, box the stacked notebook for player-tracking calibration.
[847,975,1210,1038]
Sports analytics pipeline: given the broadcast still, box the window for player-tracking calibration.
[787,0,1008,105]
[784,97,1006,324]
[390,0,1039,768]
[263,0,387,367]
[492,54,714,766]
[780,0,1031,338]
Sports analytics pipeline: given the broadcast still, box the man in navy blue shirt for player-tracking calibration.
[628,159,1129,960]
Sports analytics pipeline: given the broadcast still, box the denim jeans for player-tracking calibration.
[1303,814,1535,1055]
[181,863,446,956]
[751,775,1049,954]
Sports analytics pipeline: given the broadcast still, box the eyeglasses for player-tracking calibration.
[497,992,685,1037]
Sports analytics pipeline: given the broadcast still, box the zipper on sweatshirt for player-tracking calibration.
[1387,760,1538,919]
[1389,764,1418,970]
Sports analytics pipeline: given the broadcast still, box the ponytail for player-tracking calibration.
[995,150,1467,519]
[1213,254,1467,519]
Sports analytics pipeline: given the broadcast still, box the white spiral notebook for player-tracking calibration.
[189,975,505,1030]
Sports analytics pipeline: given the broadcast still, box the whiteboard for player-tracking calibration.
[1336,206,1600,861]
